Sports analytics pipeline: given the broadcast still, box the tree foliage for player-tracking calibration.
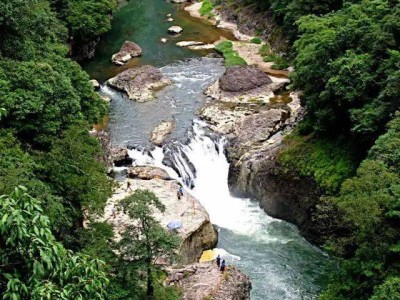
[293,0,400,143]
[0,187,109,299]
[117,190,180,299]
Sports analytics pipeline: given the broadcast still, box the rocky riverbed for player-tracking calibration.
[86,1,332,298]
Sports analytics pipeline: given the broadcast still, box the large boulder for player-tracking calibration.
[104,178,218,264]
[166,262,251,300]
[128,166,171,180]
[112,41,142,65]
[219,65,272,92]
[150,120,175,145]
[107,66,172,102]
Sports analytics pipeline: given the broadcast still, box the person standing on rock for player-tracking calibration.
[126,181,132,192]
[179,186,184,197]
[216,255,221,268]
[220,259,226,273]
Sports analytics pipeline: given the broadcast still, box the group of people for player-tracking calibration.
[216,255,226,272]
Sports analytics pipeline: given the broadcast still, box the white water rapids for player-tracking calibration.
[128,120,330,299]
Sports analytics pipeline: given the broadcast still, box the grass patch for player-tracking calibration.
[215,41,247,67]
[278,131,358,194]
[258,44,271,56]
[200,0,215,18]
[250,37,262,44]
[263,53,290,70]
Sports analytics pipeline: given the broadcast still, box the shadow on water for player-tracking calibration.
[82,0,234,81]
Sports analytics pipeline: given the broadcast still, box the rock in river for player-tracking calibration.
[107,65,172,102]
[219,65,272,92]
[111,40,142,65]
[168,25,183,34]
[150,120,175,145]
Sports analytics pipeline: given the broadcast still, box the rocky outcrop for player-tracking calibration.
[103,176,218,263]
[219,65,272,92]
[107,66,172,102]
[112,41,142,65]
[128,166,171,180]
[205,67,288,104]
[228,144,323,244]
[166,262,251,300]
[111,147,133,167]
[150,120,175,145]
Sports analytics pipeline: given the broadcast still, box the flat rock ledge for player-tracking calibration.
[112,41,142,65]
[107,65,172,102]
[166,262,251,300]
[150,120,175,145]
[103,174,218,264]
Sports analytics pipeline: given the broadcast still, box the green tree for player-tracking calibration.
[117,190,180,299]
[293,0,400,142]
[0,186,109,299]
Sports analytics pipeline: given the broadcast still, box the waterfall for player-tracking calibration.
[129,120,277,236]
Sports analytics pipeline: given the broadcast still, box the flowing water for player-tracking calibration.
[85,1,332,298]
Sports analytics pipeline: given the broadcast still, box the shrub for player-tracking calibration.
[251,37,262,44]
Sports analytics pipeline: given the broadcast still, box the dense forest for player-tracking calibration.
[0,1,178,299]
[246,0,400,298]
[1,0,399,299]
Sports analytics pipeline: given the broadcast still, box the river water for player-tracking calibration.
[84,0,332,299]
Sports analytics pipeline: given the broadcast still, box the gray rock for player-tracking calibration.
[107,65,172,102]
[150,120,175,145]
[219,65,272,92]
[111,147,133,167]
[127,166,171,180]
[90,79,100,90]
[167,262,251,300]
[111,41,142,65]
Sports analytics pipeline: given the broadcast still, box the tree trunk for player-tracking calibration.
[146,264,154,300]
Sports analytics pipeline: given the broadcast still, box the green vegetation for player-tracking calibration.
[250,37,262,44]
[117,190,180,298]
[0,187,109,299]
[292,0,400,142]
[262,53,290,70]
[318,115,400,299]
[200,0,215,18]
[278,132,358,194]
[215,41,247,67]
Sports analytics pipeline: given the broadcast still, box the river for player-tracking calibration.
[83,0,332,299]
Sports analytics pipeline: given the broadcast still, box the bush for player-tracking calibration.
[250,37,262,44]
[200,0,214,17]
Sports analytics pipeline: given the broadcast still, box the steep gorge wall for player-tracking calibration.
[227,143,324,244]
